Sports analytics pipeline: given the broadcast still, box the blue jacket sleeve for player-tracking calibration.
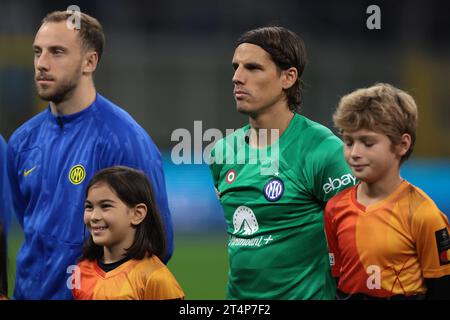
[1,136,12,234]
[6,139,25,231]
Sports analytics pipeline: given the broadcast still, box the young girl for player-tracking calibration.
[72,166,184,300]
[325,83,450,300]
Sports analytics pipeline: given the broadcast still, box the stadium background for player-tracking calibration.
[1,0,449,299]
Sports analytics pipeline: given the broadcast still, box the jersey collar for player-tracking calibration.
[46,93,99,127]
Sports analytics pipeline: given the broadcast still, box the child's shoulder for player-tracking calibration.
[132,255,167,274]
[325,185,356,214]
[401,181,442,214]
[77,259,97,270]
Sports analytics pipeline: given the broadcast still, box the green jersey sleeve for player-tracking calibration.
[308,135,356,203]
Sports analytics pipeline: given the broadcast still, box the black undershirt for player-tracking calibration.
[97,256,131,272]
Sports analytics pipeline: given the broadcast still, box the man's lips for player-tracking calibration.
[36,80,53,86]
[36,75,54,83]
[234,90,249,99]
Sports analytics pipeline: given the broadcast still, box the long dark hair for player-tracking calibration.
[80,166,167,262]
[0,223,7,297]
[236,26,307,112]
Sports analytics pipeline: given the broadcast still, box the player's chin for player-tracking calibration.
[354,172,377,184]
[351,169,367,180]
[37,88,55,101]
[236,103,254,115]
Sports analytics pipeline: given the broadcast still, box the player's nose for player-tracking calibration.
[232,65,245,85]
[349,143,362,158]
[35,51,50,72]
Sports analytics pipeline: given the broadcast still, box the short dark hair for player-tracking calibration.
[80,166,167,262]
[236,26,307,112]
[42,10,105,63]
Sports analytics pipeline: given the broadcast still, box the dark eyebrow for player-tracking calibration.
[49,45,68,52]
[232,61,264,70]
[85,199,117,205]
[356,134,376,139]
[33,45,68,52]
[360,136,377,142]
[98,199,116,204]
[99,199,115,203]
[343,134,377,141]
[244,62,263,69]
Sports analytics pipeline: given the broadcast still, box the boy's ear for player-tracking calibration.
[130,203,147,226]
[397,133,412,157]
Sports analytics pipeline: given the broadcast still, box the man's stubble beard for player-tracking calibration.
[36,64,83,104]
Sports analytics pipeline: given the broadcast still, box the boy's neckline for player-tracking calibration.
[352,180,408,212]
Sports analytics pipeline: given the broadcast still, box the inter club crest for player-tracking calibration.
[263,178,284,202]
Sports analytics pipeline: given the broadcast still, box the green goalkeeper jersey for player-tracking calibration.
[210,113,355,299]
